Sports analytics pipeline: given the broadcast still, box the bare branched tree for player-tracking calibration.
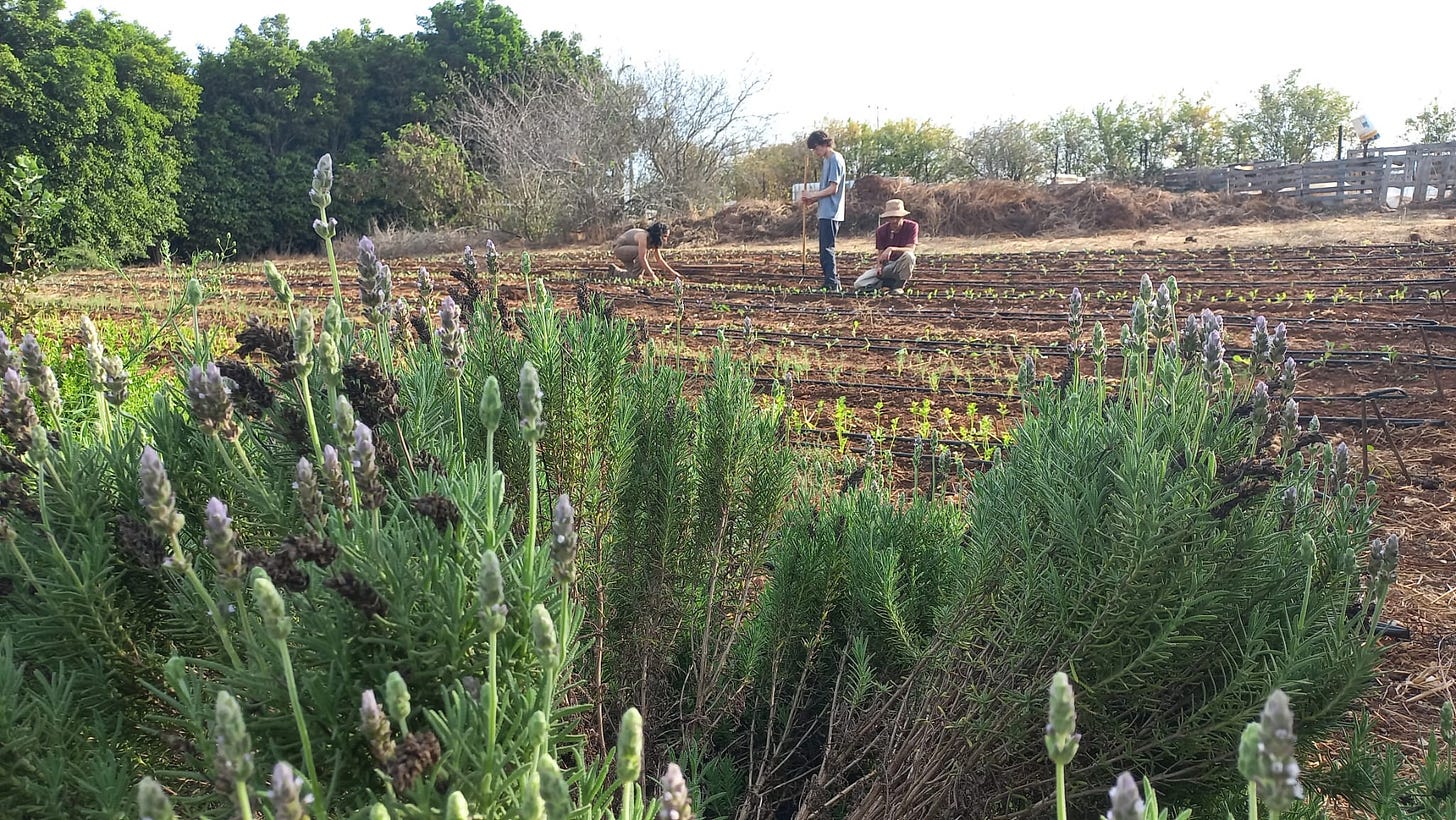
[449,68,641,240]
[630,62,770,215]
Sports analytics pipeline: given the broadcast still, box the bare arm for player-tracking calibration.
[653,249,680,278]
[799,181,839,205]
[637,233,660,282]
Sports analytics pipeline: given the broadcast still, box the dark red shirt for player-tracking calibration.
[875,220,919,260]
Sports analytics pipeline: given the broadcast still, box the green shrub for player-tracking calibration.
[745,297,1388,817]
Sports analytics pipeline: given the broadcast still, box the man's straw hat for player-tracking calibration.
[879,199,910,218]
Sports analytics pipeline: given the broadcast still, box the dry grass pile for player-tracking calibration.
[682,176,1323,243]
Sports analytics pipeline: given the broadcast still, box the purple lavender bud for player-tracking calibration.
[360,689,395,763]
[1202,329,1224,384]
[79,315,106,386]
[658,762,692,820]
[1281,398,1300,452]
[1251,381,1270,429]
[1278,357,1297,396]
[357,236,387,314]
[310,153,333,208]
[19,333,45,383]
[463,245,477,277]
[102,353,129,407]
[1251,316,1271,368]
[294,457,325,526]
[1152,283,1173,339]
[417,266,434,303]
[186,363,239,441]
[1138,272,1153,304]
[437,295,465,373]
[550,493,579,584]
[0,330,17,372]
[321,445,350,510]
[269,761,310,820]
[1270,322,1289,365]
[204,497,243,586]
[518,360,544,442]
[1177,314,1201,362]
[1105,772,1144,820]
[1,368,39,453]
[1255,690,1304,812]
[1331,441,1349,487]
[19,334,59,412]
[1068,288,1084,342]
[352,421,385,510]
[140,446,184,539]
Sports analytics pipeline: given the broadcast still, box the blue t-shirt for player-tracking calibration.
[818,150,846,221]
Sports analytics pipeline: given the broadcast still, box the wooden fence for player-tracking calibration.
[1163,141,1456,208]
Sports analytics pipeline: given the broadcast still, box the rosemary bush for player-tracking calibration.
[742,291,1391,817]
[0,155,786,818]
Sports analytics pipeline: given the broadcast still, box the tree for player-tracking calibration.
[0,153,63,329]
[1405,100,1456,144]
[1038,109,1099,177]
[727,142,805,200]
[0,0,198,260]
[372,123,480,229]
[631,62,768,213]
[960,119,1046,181]
[182,16,332,256]
[1167,94,1234,168]
[1238,70,1352,163]
[418,0,532,86]
[450,67,640,239]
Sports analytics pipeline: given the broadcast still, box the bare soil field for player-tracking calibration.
[44,214,1456,782]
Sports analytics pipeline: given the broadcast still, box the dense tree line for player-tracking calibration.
[4,0,1455,261]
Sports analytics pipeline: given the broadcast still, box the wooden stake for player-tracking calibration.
[802,155,811,277]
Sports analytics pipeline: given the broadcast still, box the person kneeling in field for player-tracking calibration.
[610,222,680,282]
[854,199,918,295]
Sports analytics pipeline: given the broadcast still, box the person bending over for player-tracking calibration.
[611,222,680,282]
[854,199,918,295]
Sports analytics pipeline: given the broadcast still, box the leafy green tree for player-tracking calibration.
[1167,93,1234,168]
[820,118,960,182]
[418,0,532,85]
[1405,99,1456,143]
[0,0,197,260]
[1038,109,1100,177]
[960,119,1047,181]
[727,142,805,200]
[374,123,480,228]
[1238,70,1353,163]
[182,16,334,256]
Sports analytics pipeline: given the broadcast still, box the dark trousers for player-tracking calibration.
[818,218,840,288]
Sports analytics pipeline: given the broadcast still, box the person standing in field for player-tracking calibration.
[853,198,918,295]
[610,221,680,282]
[799,130,847,293]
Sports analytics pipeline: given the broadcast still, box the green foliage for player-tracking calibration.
[0,0,198,260]
[0,153,63,330]
[961,118,1047,181]
[1239,70,1353,163]
[743,301,1385,817]
[823,117,963,182]
[1404,99,1456,144]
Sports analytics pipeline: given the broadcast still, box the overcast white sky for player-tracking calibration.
[68,0,1451,145]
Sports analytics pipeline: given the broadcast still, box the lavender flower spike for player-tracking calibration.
[518,360,544,442]
[1254,690,1304,812]
[310,153,333,208]
[1068,287,1084,342]
[269,760,310,820]
[658,762,693,820]
[294,457,325,525]
[550,494,579,583]
[1201,328,1224,384]
[2,368,39,453]
[101,353,130,407]
[1105,772,1145,820]
[351,421,386,510]
[204,497,244,586]
[1251,315,1272,368]
[79,315,106,385]
[360,689,396,763]
[186,362,240,441]
[140,445,184,539]
[437,295,465,373]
